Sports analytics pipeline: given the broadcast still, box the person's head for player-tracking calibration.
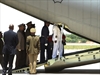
[44,21,50,27]
[0,31,2,38]
[31,24,35,28]
[18,23,26,31]
[57,24,61,28]
[30,28,36,35]
[9,24,14,30]
[26,21,32,29]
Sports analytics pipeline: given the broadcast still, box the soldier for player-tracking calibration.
[26,21,32,37]
[40,21,52,63]
[15,24,26,69]
[26,28,40,74]
[2,25,18,75]
[26,21,35,37]
[0,31,3,68]
[26,21,35,66]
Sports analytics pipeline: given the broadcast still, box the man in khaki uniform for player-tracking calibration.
[26,28,40,74]
[26,21,35,66]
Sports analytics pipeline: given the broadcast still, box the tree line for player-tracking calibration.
[66,34,87,43]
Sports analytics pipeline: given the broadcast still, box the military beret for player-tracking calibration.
[18,23,25,27]
[26,21,32,25]
[31,24,35,28]
[30,28,36,33]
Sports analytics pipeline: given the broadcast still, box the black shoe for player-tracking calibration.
[40,61,45,63]
[2,74,6,75]
[8,73,12,75]
[2,70,6,75]
[14,67,20,70]
[6,67,9,70]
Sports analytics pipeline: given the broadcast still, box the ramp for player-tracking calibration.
[12,47,100,73]
[12,62,45,73]
[45,48,100,72]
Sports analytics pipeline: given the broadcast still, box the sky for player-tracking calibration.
[0,3,69,36]
[0,3,54,36]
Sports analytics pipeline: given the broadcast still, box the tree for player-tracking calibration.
[66,34,87,43]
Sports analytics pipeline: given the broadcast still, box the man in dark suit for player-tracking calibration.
[2,25,18,75]
[40,21,52,63]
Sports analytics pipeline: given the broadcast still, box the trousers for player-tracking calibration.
[2,54,14,75]
[40,37,52,63]
[15,50,26,69]
[52,41,63,59]
[28,54,38,74]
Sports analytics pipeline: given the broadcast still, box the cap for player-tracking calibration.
[30,28,36,33]
[45,21,50,24]
[54,23,62,27]
[32,24,35,28]
[18,23,25,27]
[26,21,32,25]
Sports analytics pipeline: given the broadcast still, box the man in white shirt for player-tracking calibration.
[52,24,64,59]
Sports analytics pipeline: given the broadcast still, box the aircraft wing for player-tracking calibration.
[0,0,100,43]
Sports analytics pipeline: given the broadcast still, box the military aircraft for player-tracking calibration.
[0,0,100,73]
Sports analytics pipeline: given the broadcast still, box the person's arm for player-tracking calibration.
[3,33,6,43]
[17,32,22,51]
[0,39,2,54]
[37,37,40,54]
[53,26,58,43]
[14,33,19,47]
[26,36,30,54]
[41,26,49,38]
[38,38,40,50]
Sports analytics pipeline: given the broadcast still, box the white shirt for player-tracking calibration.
[52,25,63,42]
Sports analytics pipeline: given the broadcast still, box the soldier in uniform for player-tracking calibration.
[15,24,26,69]
[2,25,18,75]
[26,28,40,74]
[40,21,52,63]
[26,21,32,37]
[26,21,35,66]
[0,31,3,68]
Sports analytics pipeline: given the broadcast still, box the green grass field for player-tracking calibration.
[64,45,100,49]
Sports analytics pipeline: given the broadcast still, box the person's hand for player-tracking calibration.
[18,49,21,51]
[27,51,29,55]
[45,43,48,46]
[55,36,57,38]
[54,36,57,43]
[54,40,57,43]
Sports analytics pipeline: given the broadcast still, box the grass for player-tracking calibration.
[64,45,100,49]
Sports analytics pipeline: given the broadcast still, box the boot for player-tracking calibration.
[8,67,12,75]
[29,63,32,74]
[2,70,6,75]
